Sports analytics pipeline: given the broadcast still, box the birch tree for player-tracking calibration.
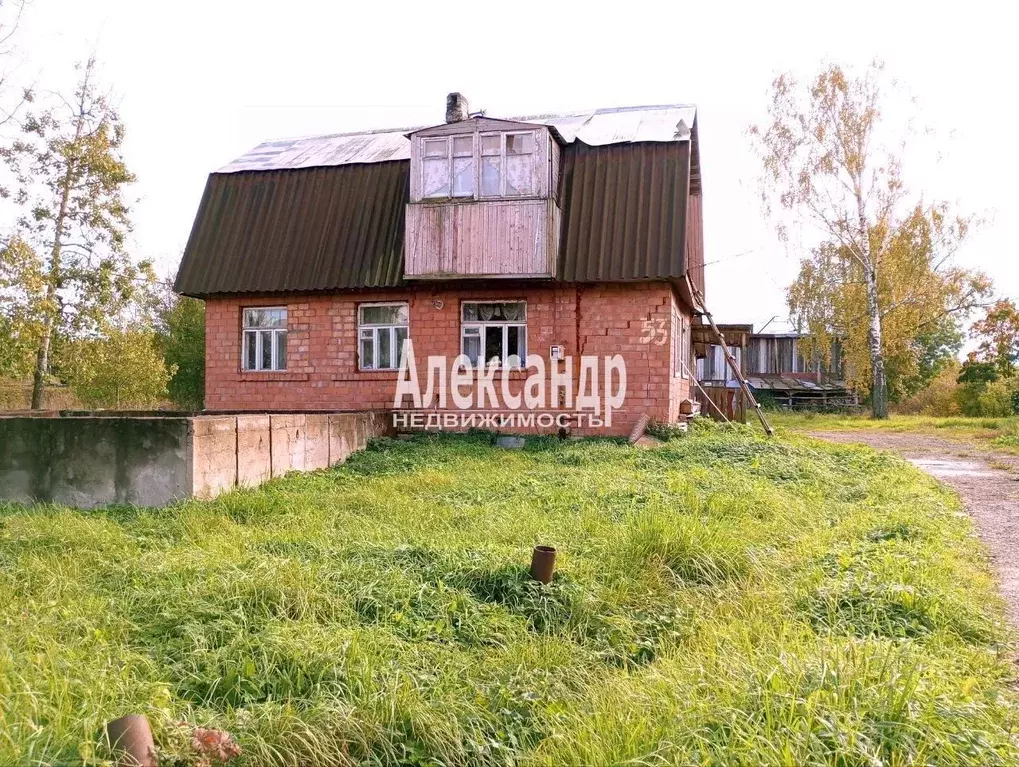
[786,205,988,402]
[2,55,151,408]
[750,62,987,417]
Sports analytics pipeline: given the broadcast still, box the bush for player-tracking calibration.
[957,379,1019,417]
[157,295,205,410]
[897,364,960,416]
[899,362,1019,417]
[977,380,1018,417]
[59,329,172,409]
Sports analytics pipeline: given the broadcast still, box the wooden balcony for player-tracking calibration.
[404,198,560,279]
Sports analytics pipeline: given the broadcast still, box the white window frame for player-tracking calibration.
[419,130,537,201]
[421,135,476,200]
[479,131,535,198]
[358,301,409,371]
[674,311,690,379]
[461,300,527,369]
[242,307,288,372]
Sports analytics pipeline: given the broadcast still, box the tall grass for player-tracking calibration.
[772,411,1019,446]
[0,426,1015,765]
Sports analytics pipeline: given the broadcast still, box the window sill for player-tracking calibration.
[237,372,309,382]
[458,368,531,380]
[416,195,545,205]
[332,370,401,382]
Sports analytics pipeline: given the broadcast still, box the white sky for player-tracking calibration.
[10,0,1017,330]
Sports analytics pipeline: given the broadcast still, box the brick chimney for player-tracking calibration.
[445,92,469,123]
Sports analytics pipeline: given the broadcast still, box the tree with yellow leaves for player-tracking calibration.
[751,62,990,417]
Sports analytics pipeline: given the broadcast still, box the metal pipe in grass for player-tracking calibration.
[105,714,156,767]
[530,545,557,584]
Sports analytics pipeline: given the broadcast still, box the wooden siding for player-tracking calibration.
[686,193,705,296]
[745,336,843,378]
[696,344,742,384]
[405,199,558,278]
[550,133,561,202]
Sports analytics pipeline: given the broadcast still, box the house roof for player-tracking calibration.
[216,104,696,173]
[174,103,701,298]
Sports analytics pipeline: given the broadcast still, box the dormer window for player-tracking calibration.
[405,108,560,280]
[423,136,475,198]
[481,132,534,197]
[417,127,541,201]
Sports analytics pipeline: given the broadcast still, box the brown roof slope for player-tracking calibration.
[558,141,689,282]
[174,142,693,297]
[175,162,408,295]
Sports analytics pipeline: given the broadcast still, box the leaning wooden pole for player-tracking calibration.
[692,288,775,437]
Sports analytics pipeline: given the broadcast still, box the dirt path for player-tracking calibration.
[810,430,1019,626]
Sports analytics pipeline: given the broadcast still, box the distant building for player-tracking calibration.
[694,326,856,420]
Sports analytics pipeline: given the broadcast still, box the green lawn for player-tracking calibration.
[770,411,1019,452]
[1,426,1017,765]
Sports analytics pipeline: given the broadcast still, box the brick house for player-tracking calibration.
[174,95,706,437]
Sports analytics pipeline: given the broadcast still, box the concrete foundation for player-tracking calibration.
[236,414,271,488]
[0,410,391,508]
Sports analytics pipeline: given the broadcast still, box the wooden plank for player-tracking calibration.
[694,288,774,437]
[406,198,554,279]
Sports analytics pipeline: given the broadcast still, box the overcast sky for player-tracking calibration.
[10,0,1016,329]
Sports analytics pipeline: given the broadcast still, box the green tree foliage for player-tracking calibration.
[1,55,156,408]
[957,357,999,384]
[894,318,963,401]
[786,207,988,404]
[751,62,990,418]
[0,236,45,378]
[59,328,172,409]
[970,299,1019,378]
[156,290,205,410]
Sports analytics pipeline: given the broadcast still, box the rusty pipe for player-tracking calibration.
[106,714,156,767]
[530,545,557,584]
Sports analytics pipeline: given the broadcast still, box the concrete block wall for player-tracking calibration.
[204,282,698,437]
[191,411,391,500]
[0,411,391,509]
[237,414,271,488]
[0,417,192,508]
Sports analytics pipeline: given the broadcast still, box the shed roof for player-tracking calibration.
[217,104,696,173]
[746,375,850,393]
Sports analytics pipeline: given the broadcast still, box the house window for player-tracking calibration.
[420,131,535,200]
[242,307,287,371]
[359,303,409,370]
[461,301,526,368]
[422,136,475,199]
[674,312,690,379]
[481,132,534,197]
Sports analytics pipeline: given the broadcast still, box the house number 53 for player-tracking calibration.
[640,318,667,346]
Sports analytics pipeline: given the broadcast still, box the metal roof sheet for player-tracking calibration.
[557,141,690,282]
[217,104,696,174]
[174,162,408,296]
[175,141,698,297]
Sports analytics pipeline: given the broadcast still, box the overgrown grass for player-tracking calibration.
[1,426,1016,765]
[771,411,1019,451]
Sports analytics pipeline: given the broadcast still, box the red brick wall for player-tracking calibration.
[204,282,694,436]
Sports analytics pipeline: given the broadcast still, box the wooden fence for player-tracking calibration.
[695,386,746,423]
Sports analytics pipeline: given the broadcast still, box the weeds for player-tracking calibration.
[0,429,1016,765]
